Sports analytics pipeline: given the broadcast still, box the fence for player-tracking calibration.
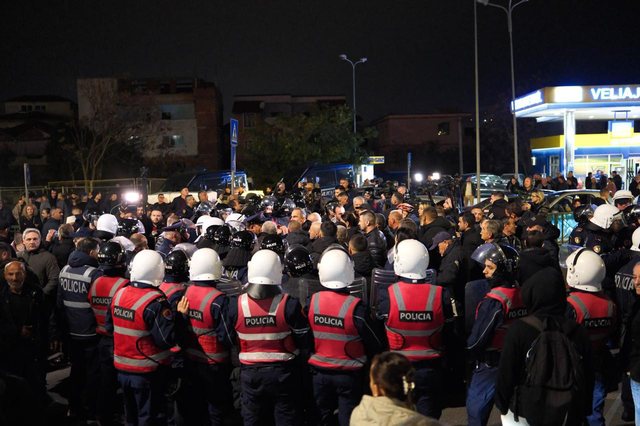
[547,212,577,245]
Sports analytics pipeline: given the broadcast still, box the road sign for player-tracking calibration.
[367,156,385,164]
[230,118,239,147]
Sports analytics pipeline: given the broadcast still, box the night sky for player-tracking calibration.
[2,0,640,123]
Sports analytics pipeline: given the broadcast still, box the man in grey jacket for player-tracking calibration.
[18,228,60,299]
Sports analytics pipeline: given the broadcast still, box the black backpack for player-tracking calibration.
[516,315,587,425]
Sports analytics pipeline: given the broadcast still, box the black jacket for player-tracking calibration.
[51,238,76,269]
[496,269,594,425]
[364,229,387,267]
[419,217,453,248]
[436,241,465,302]
[518,247,561,284]
[352,251,376,284]
[286,230,311,247]
[309,236,339,266]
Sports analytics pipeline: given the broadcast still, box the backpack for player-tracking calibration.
[515,315,587,425]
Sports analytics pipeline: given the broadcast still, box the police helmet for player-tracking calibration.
[471,242,519,282]
[590,204,621,230]
[275,198,296,218]
[393,239,429,280]
[130,250,164,287]
[565,248,605,292]
[318,245,354,289]
[260,196,277,212]
[325,202,340,216]
[247,249,282,285]
[260,234,286,256]
[230,230,256,251]
[165,249,190,278]
[83,208,101,225]
[97,241,125,267]
[623,205,640,227]
[117,218,139,238]
[211,225,233,246]
[285,245,314,277]
[573,205,594,225]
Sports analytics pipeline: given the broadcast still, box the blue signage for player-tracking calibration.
[230,118,239,147]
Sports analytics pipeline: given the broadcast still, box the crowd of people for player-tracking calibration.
[1,174,640,426]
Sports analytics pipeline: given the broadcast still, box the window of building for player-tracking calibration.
[437,122,450,136]
[171,135,184,147]
[244,113,256,128]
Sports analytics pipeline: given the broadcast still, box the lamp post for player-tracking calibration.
[474,0,481,201]
[477,0,529,175]
[339,54,367,134]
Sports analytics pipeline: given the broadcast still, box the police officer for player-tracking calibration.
[106,250,179,426]
[195,217,224,250]
[307,247,382,426]
[210,225,232,260]
[466,243,525,426]
[94,213,119,243]
[570,204,619,254]
[613,228,640,421]
[283,245,318,289]
[88,241,129,426]
[57,237,103,420]
[177,248,232,425]
[377,238,455,419]
[160,249,189,311]
[222,230,255,283]
[566,248,616,425]
[226,249,310,425]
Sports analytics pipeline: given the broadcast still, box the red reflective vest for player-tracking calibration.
[308,291,366,370]
[481,286,527,351]
[183,285,229,364]
[88,276,129,336]
[111,286,173,373]
[160,282,186,301]
[386,282,444,361]
[235,293,297,365]
[567,291,616,347]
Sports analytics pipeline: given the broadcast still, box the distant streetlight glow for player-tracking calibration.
[414,172,424,183]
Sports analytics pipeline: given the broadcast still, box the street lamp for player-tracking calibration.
[339,54,367,134]
[477,0,529,175]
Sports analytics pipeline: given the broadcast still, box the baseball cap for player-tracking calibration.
[429,231,453,250]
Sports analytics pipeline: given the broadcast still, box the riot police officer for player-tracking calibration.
[178,248,232,425]
[226,249,310,426]
[570,204,619,254]
[222,230,255,283]
[566,248,617,425]
[377,238,455,419]
[307,247,382,426]
[466,243,525,426]
[160,249,189,311]
[106,250,178,425]
[88,241,129,426]
[57,237,103,420]
[210,225,232,259]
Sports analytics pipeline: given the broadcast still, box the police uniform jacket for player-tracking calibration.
[57,250,103,340]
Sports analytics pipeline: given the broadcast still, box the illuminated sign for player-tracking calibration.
[512,90,544,112]
[367,156,385,164]
[608,120,635,138]
[590,86,640,102]
[552,86,583,103]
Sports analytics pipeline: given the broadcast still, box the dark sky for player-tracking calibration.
[2,0,640,122]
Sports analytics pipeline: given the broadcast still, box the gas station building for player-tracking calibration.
[514,84,640,185]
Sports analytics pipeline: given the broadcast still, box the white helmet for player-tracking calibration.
[247,249,283,285]
[589,204,620,229]
[394,239,429,280]
[613,190,633,203]
[318,247,355,289]
[173,242,197,258]
[632,227,640,252]
[205,217,224,232]
[226,213,246,223]
[190,248,222,281]
[195,216,217,235]
[97,214,119,235]
[130,250,164,287]
[565,248,605,292]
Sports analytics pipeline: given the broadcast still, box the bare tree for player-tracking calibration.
[63,79,164,192]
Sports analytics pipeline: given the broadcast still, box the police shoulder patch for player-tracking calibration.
[574,237,582,244]
[161,308,173,320]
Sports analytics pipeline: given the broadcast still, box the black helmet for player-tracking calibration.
[230,230,256,250]
[83,208,101,225]
[325,201,340,216]
[471,242,519,283]
[260,234,286,256]
[98,241,125,267]
[165,249,190,277]
[574,205,595,225]
[275,198,296,218]
[204,224,222,242]
[291,193,306,209]
[285,245,314,277]
[623,205,640,227]
[117,218,139,238]
[260,196,277,212]
[212,225,233,246]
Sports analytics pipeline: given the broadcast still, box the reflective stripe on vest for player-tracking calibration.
[183,285,229,364]
[89,277,128,335]
[385,282,444,361]
[112,286,172,373]
[236,293,297,365]
[160,282,185,301]
[483,287,527,351]
[308,291,366,370]
[567,292,615,346]
[59,264,98,338]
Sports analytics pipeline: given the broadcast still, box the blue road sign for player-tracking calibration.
[230,118,239,147]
